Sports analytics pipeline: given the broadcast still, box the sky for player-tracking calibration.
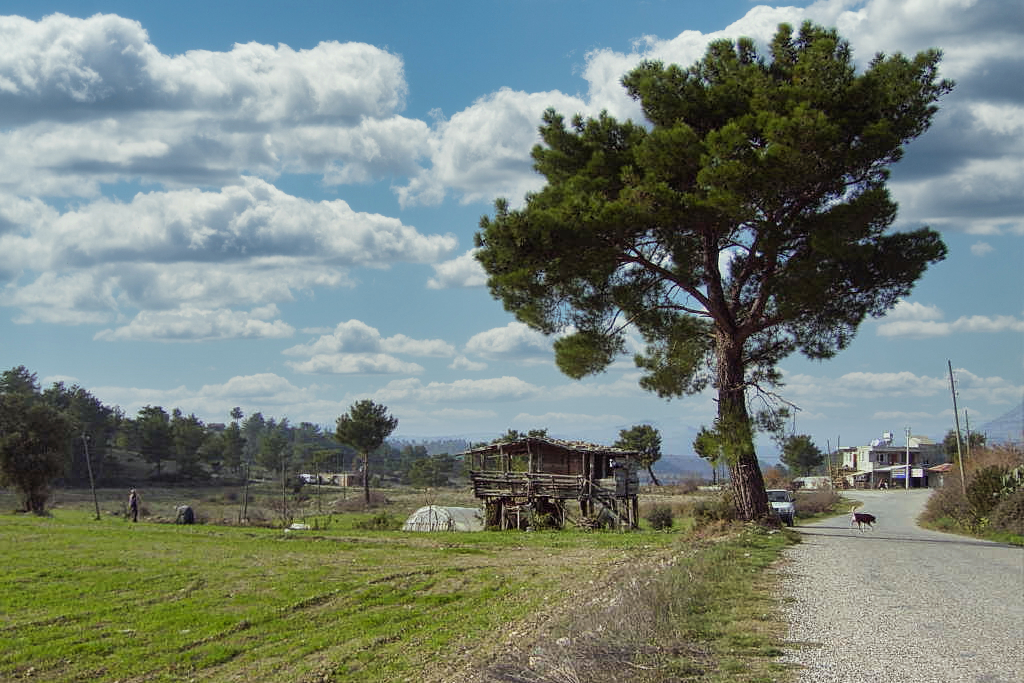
[0,0,1021,461]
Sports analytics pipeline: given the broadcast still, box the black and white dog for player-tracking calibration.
[851,506,876,531]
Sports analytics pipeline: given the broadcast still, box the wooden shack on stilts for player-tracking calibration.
[462,437,641,530]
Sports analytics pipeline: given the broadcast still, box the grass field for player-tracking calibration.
[1,486,801,682]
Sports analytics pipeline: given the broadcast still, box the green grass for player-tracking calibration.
[1,485,824,682]
[0,505,680,682]
[919,514,1024,547]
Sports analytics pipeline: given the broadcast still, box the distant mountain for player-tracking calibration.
[980,399,1024,445]
[650,453,713,480]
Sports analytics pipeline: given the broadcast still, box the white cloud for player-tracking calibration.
[281,319,453,375]
[396,88,586,208]
[284,319,454,358]
[284,319,386,356]
[881,300,944,323]
[287,354,423,375]
[427,249,488,289]
[970,241,994,257]
[94,304,295,342]
[90,372,329,423]
[782,368,1022,406]
[511,411,628,428]
[28,178,454,269]
[373,376,541,403]
[450,356,488,371]
[428,407,498,420]
[877,314,1024,338]
[548,371,649,400]
[381,333,456,357]
[0,178,455,323]
[464,321,552,362]
[875,299,1024,339]
[0,14,430,195]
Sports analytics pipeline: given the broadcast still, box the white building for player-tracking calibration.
[839,432,943,488]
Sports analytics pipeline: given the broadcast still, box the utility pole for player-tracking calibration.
[905,426,911,490]
[948,360,966,496]
[964,410,972,460]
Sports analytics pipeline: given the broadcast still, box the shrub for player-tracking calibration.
[921,479,972,527]
[795,489,840,517]
[922,445,1024,531]
[966,465,1009,521]
[644,503,675,530]
[688,493,737,523]
[990,488,1024,536]
[353,511,400,531]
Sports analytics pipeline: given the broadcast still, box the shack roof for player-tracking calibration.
[461,436,641,459]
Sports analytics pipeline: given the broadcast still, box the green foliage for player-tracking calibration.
[644,503,675,530]
[780,434,824,476]
[614,424,663,484]
[476,22,951,521]
[406,453,458,487]
[257,417,291,475]
[135,405,173,474]
[492,427,548,443]
[942,428,986,459]
[989,488,1024,537]
[352,510,401,531]
[171,409,207,477]
[1000,465,1024,497]
[0,374,74,513]
[922,448,1024,540]
[42,381,118,486]
[689,493,738,523]
[966,465,1009,521]
[335,400,399,505]
[922,478,974,527]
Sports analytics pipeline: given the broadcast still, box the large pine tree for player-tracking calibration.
[476,22,952,520]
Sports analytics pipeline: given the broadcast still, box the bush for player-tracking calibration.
[795,489,840,517]
[644,503,675,530]
[966,465,1009,521]
[990,488,1024,536]
[921,445,1024,532]
[921,479,972,527]
[353,511,400,531]
[688,493,737,523]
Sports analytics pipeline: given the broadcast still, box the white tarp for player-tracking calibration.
[402,505,484,532]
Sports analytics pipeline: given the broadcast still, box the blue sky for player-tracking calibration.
[0,0,1021,459]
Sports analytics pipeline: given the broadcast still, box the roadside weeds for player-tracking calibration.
[478,523,801,683]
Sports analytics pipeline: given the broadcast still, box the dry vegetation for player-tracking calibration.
[920,445,1024,541]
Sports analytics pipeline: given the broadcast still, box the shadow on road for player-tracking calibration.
[796,527,1020,549]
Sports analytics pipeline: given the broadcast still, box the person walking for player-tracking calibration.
[128,488,139,522]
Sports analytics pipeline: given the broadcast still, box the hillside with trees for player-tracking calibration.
[0,365,465,514]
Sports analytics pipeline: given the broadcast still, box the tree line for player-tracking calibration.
[0,366,462,514]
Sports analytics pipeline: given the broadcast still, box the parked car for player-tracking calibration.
[766,489,796,526]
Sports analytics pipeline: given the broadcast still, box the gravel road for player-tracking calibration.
[779,489,1024,682]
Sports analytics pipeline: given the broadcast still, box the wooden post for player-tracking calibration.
[82,432,100,521]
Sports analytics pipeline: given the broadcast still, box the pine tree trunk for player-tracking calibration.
[717,337,770,521]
